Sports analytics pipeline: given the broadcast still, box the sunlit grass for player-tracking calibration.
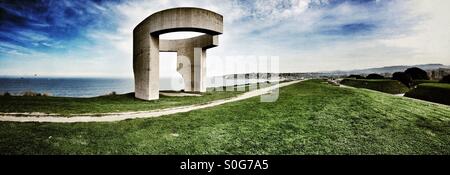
[0,80,449,154]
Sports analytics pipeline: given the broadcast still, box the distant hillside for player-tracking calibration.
[217,64,450,80]
[330,64,450,75]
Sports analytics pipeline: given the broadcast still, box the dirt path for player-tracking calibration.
[0,80,302,123]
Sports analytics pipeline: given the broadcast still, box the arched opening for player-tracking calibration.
[158,31,211,92]
[160,31,204,40]
[159,52,184,91]
[159,31,204,91]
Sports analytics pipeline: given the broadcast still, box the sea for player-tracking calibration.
[0,77,271,97]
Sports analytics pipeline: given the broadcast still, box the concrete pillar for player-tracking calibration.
[176,47,194,92]
[193,48,207,92]
[133,28,160,100]
[176,47,206,93]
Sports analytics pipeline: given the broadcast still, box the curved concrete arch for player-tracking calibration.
[133,7,223,100]
[134,7,223,35]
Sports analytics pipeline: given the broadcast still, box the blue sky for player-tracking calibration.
[0,0,449,77]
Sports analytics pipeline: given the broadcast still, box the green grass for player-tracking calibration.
[0,87,250,115]
[0,80,449,155]
[340,78,410,94]
[412,80,439,87]
[405,83,450,105]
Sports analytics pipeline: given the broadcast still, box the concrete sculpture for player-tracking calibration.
[133,7,223,100]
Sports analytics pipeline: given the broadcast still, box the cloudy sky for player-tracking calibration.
[0,0,449,78]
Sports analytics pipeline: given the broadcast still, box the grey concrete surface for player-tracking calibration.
[133,7,223,100]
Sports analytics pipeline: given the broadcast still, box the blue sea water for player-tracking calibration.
[0,77,134,97]
[0,77,270,97]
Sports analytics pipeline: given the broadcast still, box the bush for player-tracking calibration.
[412,80,438,87]
[405,83,450,105]
[405,67,429,80]
[340,79,409,94]
[440,75,450,83]
[3,92,11,96]
[348,75,365,79]
[106,91,117,96]
[392,72,413,88]
[366,74,384,79]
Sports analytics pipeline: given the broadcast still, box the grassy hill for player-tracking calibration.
[412,80,439,87]
[405,83,450,105]
[0,80,449,154]
[330,64,449,75]
[340,79,409,94]
[0,87,245,115]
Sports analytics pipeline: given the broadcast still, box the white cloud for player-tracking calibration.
[81,0,450,76]
[3,0,449,78]
[15,30,50,41]
[379,0,450,64]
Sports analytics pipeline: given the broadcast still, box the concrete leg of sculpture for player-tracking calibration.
[176,48,207,92]
[148,35,160,99]
[194,48,207,92]
[177,48,194,92]
[134,30,160,100]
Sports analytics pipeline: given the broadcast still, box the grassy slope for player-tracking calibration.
[340,79,409,94]
[405,83,450,105]
[0,88,245,115]
[0,80,449,155]
[412,80,439,87]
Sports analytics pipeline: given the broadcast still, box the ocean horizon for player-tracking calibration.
[0,77,271,97]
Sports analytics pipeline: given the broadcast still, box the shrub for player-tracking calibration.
[412,80,438,87]
[340,79,409,94]
[3,92,11,96]
[366,74,385,79]
[348,75,365,79]
[405,67,430,80]
[106,91,117,96]
[405,83,450,105]
[392,72,412,88]
[440,75,450,83]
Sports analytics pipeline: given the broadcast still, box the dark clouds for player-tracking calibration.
[0,0,121,54]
